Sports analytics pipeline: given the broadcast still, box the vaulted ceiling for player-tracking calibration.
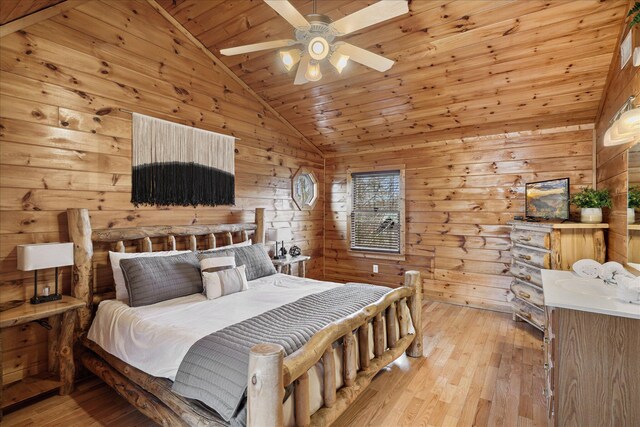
[2,0,628,154]
[0,0,63,24]
[156,0,627,155]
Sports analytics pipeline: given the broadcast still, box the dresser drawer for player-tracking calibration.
[510,229,550,249]
[511,279,544,308]
[511,244,551,269]
[511,297,545,329]
[510,261,543,287]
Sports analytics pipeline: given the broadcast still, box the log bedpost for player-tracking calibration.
[188,235,197,252]
[404,271,423,357]
[386,302,398,349]
[294,371,310,427]
[67,208,93,333]
[343,333,357,387]
[167,235,176,251]
[141,237,152,252]
[358,323,370,370]
[247,343,285,427]
[373,313,384,358]
[322,347,336,408]
[254,208,266,244]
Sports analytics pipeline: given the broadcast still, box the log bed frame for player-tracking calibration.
[66,207,423,427]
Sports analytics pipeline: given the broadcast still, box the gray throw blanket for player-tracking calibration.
[172,283,392,425]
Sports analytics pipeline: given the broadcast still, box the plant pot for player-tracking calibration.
[629,208,636,225]
[580,208,602,224]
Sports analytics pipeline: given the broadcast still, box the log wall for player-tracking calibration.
[0,0,323,386]
[595,1,639,264]
[325,125,594,312]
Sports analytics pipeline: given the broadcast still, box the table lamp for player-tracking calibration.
[17,242,74,304]
[267,228,292,260]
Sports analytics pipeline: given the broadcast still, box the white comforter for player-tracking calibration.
[87,273,342,380]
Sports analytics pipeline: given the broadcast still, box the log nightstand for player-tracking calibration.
[271,255,311,277]
[0,296,85,416]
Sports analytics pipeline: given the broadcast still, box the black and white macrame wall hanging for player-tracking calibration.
[132,113,236,207]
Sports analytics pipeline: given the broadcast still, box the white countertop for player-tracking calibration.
[542,270,640,320]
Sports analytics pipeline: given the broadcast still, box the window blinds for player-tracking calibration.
[350,170,401,253]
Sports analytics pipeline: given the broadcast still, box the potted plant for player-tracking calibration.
[570,187,612,223]
[629,186,640,224]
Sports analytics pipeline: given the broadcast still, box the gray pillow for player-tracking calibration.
[120,252,202,307]
[198,244,276,281]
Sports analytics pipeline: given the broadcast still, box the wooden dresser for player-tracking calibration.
[508,221,608,331]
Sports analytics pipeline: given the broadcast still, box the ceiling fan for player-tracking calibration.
[220,0,409,85]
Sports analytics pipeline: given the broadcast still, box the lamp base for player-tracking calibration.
[273,255,286,260]
[30,294,63,305]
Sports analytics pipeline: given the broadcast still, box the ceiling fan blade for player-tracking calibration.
[220,39,296,56]
[335,43,394,72]
[294,56,310,85]
[264,0,310,30]
[330,1,408,36]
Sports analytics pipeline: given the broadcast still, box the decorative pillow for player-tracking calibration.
[109,250,191,303]
[198,239,252,254]
[120,252,202,307]
[203,265,248,300]
[198,244,276,281]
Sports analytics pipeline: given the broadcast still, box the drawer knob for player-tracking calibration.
[518,291,531,299]
[518,254,532,260]
[517,310,532,320]
[519,274,532,281]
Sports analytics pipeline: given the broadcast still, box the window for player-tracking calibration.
[348,169,405,256]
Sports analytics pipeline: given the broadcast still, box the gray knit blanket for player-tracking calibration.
[172,283,392,425]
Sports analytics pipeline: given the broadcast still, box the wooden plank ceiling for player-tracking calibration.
[0,0,64,24]
[157,0,627,155]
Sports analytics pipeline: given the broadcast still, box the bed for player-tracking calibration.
[66,208,423,427]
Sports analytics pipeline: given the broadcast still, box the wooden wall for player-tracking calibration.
[595,1,639,264]
[325,126,594,312]
[0,0,323,387]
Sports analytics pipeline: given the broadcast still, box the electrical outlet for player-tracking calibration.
[373,264,379,273]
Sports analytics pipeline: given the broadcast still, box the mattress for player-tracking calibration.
[88,273,402,426]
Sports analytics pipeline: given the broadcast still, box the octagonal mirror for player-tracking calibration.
[292,167,318,210]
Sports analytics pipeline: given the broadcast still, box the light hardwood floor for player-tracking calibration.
[3,302,545,427]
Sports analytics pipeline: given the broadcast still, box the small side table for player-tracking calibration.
[0,296,85,416]
[272,255,311,278]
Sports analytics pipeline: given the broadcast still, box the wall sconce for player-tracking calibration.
[604,96,640,147]
[17,243,74,304]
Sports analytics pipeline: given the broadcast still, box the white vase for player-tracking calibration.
[580,208,602,224]
[629,208,636,225]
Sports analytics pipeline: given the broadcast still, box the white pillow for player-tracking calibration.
[109,250,191,303]
[199,239,252,253]
[203,265,248,300]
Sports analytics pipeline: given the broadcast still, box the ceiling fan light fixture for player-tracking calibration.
[330,53,350,73]
[308,36,329,60]
[280,49,301,71]
[304,61,322,81]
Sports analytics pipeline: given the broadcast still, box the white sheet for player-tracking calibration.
[87,273,342,380]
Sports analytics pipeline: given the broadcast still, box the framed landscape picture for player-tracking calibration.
[525,178,570,220]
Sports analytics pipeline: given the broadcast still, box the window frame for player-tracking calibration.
[346,165,406,261]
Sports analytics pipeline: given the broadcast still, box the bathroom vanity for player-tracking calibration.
[541,270,640,426]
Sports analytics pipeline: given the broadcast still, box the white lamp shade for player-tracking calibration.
[267,228,292,243]
[17,242,74,271]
